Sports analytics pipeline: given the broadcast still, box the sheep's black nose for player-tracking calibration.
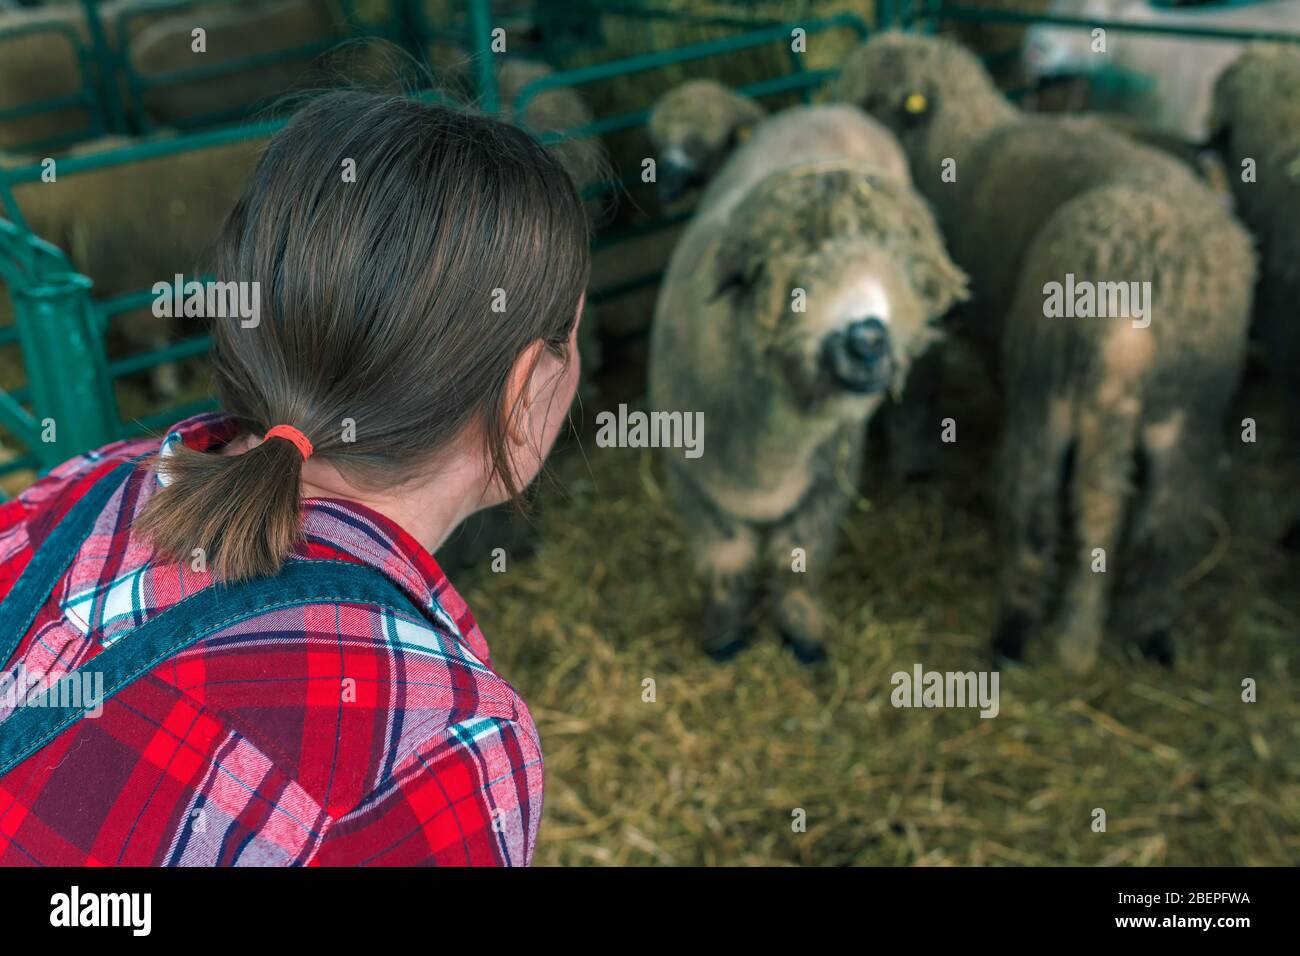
[657,158,697,204]
[821,317,892,394]
[845,317,889,360]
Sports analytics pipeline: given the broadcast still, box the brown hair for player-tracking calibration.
[138,90,591,581]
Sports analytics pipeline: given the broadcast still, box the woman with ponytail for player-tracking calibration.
[0,90,589,866]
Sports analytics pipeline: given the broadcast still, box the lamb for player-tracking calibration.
[2,132,265,395]
[1211,44,1300,547]
[128,0,342,128]
[834,32,1256,673]
[648,103,967,661]
[1022,0,1300,141]
[0,1,138,151]
[494,58,608,214]
[650,84,953,476]
[0,0,357,151]
[647,80,767,203]
[1211,44,1300,430]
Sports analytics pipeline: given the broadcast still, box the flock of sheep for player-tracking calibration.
[1,2,1299,676]
[646,30,1300,674]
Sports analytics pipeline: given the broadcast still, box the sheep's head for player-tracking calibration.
[648,81,766,203]
[711,163,968,408]
[1208,44,1300,152]
[832,33,1010,183]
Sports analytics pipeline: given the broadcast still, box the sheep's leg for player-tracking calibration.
[150,356,181,400]
[1284,520,1300,553]
[766,430,862,664]
[885,346,943,481]
[1055,391,1141,675]
[766,492,843,665]
[152,314,179,398]
[1261,275,1300,444]
[1115,417,1214,666]
[993,395,1072,662]
[667,466,762,661]
[1260,275,1300,551]
[699,529,762,662]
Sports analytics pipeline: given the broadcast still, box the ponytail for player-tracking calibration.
[137,432,308,582]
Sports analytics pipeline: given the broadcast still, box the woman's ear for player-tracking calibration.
[504,339,548,447]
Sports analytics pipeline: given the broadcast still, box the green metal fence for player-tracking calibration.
[3,0,1300,494]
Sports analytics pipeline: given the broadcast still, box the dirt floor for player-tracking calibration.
[452,335,1300,866]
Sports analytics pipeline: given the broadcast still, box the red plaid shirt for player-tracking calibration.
[0,413,542,866]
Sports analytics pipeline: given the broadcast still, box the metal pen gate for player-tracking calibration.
[2,0,1298,494]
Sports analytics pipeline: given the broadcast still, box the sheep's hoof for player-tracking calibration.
[1137,630,1175,667]
[890,441,939,483]
[1281,519,1300,553]
[1058,632,1100,675]
[780,630,828,665]
[991,611,1030,662]
[704,628,754,662]
[775,590,829,665]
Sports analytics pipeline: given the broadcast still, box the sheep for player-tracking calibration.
[495,57,607,211]
[0,2,130,151]
[1022,0,1300,141]
[1211,44,1300,428]
[1,132,265,395]
[650,84,952,476]
[0,1,242,151]
[647,80,767,203]
[648,103,967,661]
[129,0,342,127]
[1211,44,1300,547]
[834,32,1257,673]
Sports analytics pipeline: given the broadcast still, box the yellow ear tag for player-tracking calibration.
[904,91,928,115]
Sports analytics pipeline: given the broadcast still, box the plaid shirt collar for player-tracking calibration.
[157,412,491,663]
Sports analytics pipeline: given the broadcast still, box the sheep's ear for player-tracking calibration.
[727,114,761,150]
[725,95,765,150]
[907,242,969,317]
[1201,120,1231,155]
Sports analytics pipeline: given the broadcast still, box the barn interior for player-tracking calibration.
[1,0,1297,865]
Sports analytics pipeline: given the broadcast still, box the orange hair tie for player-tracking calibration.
[263,424,313,461]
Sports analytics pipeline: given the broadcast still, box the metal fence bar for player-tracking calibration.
[512,10,870,113]
[1,118,286,187]
[0,17,104,152]
[905,0,1300,44]
[8,272,119,468]
[106,334,212,379]
[468,0,498,113]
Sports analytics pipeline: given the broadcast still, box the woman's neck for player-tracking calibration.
[221,433,487,554]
